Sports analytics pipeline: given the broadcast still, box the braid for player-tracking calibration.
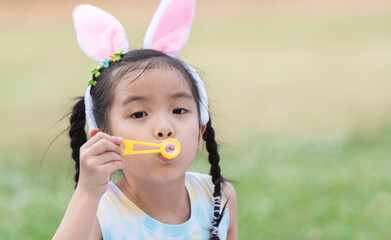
[69,97,87,188]
[202,118,225,240]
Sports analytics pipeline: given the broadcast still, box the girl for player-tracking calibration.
[54,1,237,240]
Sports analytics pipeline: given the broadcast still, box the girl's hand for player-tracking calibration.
[77,130,125,197]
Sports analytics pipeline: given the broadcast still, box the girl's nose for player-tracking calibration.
[157,131,173,138]
[154,124,174,139]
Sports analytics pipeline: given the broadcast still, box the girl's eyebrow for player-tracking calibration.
[170,92,193,100]
[121,96,148,106]
[122,92,192,106]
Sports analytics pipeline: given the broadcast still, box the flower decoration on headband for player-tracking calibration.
[110,48,123,62]
[102,59,110,68]
[109,55,117,62]
[87,48,124,86]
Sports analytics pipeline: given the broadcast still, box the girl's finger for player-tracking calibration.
[86,151,124,166]
[82,131,123,150]
[101,159,126,174]
[83,138,125,158]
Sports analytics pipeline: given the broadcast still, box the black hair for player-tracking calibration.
[69,49,225,239]
[203,118,226,239]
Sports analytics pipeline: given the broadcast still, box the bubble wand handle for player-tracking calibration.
[121,138,181,159]
[122,140,161,155]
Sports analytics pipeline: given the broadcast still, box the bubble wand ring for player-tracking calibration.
[121,138,181,159]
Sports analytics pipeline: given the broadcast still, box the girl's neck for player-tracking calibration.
[116,174,190,225]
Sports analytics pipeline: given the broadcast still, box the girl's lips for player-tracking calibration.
[158,153,173,163]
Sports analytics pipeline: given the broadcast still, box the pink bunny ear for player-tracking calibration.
[73,4,129,64]
[143,0,195,57]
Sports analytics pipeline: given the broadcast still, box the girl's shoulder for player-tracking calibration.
[186,172,237,239]
[185,172,213,187]
[185,172,215,197]
[185,172,236,205]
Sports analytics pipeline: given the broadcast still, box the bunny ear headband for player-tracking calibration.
[73,0,209,133]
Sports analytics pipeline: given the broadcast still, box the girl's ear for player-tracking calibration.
[73,4,129,64]
[197,124,207,149]
[143,0,196,57]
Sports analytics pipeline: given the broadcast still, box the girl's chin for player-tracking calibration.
[122,162,186,179]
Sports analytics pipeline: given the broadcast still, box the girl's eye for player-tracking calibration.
[173,108,187,115]
[131,111,148,119]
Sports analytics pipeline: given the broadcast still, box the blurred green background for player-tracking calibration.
[1,0,391,239]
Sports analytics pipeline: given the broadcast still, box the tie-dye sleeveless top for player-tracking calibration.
[97,172,230,239]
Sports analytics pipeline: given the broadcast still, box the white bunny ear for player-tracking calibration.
[73,4,129,64]
[143,0,196,57]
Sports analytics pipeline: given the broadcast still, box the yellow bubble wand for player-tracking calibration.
[121,138,181,159]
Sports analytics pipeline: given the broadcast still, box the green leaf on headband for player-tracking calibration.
[91,66,100,74]
[114,48,123,56]
[88,77,97,87]
[113,48,123,61]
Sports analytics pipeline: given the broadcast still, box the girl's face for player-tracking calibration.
[108,67,204,183]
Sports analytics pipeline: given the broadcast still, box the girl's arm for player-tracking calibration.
[223,182,238,240]
[53,187,101,240]
[53,131,124,240]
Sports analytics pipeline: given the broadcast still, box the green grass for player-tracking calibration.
[234,131,391,239]
[1,4,391,239]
